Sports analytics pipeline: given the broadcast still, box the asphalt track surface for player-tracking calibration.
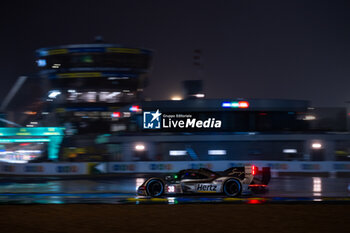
[1,204,349,233]
[1,176,349,233]
[0,176,349,204]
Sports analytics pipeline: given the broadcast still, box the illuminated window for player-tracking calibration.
[208,150,226,155]
[76,92,97,102]
[169,150,187,156]
[312,143,322,149]
[99,92,121,103]
[135,144,145,151]
[283,149,297,154]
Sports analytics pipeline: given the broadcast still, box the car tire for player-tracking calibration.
[146,179,164,197]
[223,178,242,197]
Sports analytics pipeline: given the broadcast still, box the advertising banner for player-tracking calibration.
[1,161,350,175]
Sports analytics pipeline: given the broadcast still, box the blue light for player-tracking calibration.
[222,102,231,108]
[37,59,46,67]
[129,105,140,112]
[221,101,249,109]
[39,50,49,56]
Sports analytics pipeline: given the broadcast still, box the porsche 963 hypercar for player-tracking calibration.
[137,165,270,197]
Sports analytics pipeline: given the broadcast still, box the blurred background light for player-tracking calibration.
[171,96,182,101]
[312,143,322,149]
[135,144,145,151]
[48,90,61,98]
[208,150,226,155]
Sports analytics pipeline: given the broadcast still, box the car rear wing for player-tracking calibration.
[244,165,252,175]
[252,166,271,185]
[222,166,253,180]
[224,165,271,185]
[223,166,244,175]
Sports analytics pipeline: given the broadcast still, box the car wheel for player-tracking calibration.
[146,179,164,197]
[223,178,242,197]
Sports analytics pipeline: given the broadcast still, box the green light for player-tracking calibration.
[0,127,65,160]
[222,101,249,109]
[95,134,111,144]
[174,175,178,179]
[0,138,50,143]
[0,127,64,136]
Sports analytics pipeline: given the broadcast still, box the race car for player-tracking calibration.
[137,165,270,197]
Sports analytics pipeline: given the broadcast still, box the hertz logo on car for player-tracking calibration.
[197,184,217,192]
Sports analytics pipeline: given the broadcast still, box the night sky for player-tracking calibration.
[1,0,350,107]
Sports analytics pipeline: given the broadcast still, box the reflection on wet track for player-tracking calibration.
[0,176,349,204]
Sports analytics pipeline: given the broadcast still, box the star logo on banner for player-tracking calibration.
[151,109,161,122]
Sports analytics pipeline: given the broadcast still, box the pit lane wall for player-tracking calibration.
[0,163,87,175]
[0,161,350,175]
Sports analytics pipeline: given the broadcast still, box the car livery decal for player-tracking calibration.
[196,184,218,192]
